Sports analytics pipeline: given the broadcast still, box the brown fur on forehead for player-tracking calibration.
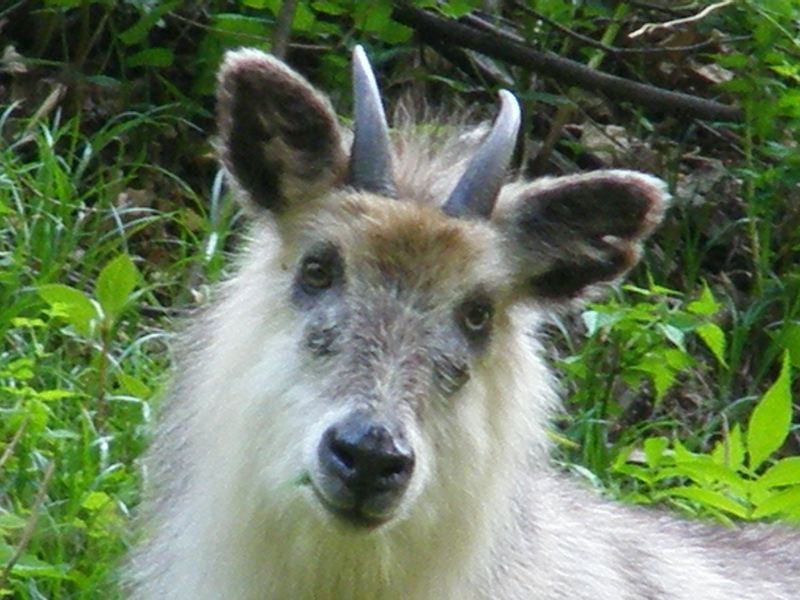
[283,191,507,296]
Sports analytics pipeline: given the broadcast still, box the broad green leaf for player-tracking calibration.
[780,322,800,368]
[210,14,273,46]
[10,554,70,579]
[39,284,99,337]
[696,322,728,368]
[657,487,748,518]
[643,436,669,468]
[658,323,685,350]
[634,354,676,400]
[126,48,174,68]
[655,462,747,497]
[95,254,140,321]
[711,424,745,470]
[118,372,153,398]
[292,2,318,32]
[747,353,793,471]
[312,1,346,15]
[36,389,77,402]
[118,1,181,45]
[752,485,800,520]
[760,457,800,489]
[0,513,26,530]
[687,283,720,316]
[357,0,392,33]
[581,309,622,336]
[82,491,111,511]
[437,0,482,18]
[240,0,280,9]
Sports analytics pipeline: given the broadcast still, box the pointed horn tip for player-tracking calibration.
[348,44,397,197]
[352,45,375,85]
[496,90,522,136]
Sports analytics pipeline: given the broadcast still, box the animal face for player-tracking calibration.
[212,47,669,532]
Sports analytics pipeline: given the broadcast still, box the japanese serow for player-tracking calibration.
[128,47,800,599]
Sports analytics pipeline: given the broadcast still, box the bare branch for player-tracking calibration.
[391,2,743,122]
[629,0,736,39]
[509,1,746,55]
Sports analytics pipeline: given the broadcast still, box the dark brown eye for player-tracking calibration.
[296,242,343,297]
[457,295,494,343]
[302,258,334,290]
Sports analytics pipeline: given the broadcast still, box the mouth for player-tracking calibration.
[303,475,396,530]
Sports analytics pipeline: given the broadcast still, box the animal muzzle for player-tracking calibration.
[314,412,415,528]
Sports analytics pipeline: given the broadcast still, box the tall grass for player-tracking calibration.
[0,108,237,599]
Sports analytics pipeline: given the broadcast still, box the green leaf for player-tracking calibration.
[696,322,728,368]
[687,283,720,316]
[312,1,347,15]
[209,14,273,47]
[657,486,748,518]
[126,48,174,68]
[8,553,70,579]
[0,513,26,530]
[118,1,181,45]
[292,2,319,32]
[658,323,685,350]
[36,389,77,402]
[711,424,745,470]
[752,485,800,520]
[118,372,152,399]
[39,284,99,337]
[82,491,111,511]
[747,353,793,471]
[655,461,747,497]
[643,436,669,468]
[437,0,482,18]
[780,322,800,368]
[240,0,280,9]
[760,457,800,489]
[95,254,140,321]
[634,354,677,400]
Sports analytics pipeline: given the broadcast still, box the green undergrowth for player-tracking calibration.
[2,1,800,598]
[0,109,237,599]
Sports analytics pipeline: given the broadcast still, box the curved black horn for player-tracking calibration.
[348,45,397,198]
[442,90,521,219]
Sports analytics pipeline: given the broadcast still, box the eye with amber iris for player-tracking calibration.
[302,258,334,290]
[297,243,343,296]
[457,295,494,343]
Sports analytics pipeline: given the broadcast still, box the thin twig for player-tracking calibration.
[625,1,698,17]
[391,2,743,122]
[0,461,57,590]
[272,0,300,60]
[629,0,736,39]
[510,1,746,55]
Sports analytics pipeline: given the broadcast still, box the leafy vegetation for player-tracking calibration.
[1,1,798,598]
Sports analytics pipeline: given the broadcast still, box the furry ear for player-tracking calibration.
[216,49,348,213]
[494,170,669,301]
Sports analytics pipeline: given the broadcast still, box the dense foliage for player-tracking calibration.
[1,1,799,597]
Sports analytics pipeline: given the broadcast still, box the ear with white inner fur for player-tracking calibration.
[216,49,347,213]
[493,170,670,301]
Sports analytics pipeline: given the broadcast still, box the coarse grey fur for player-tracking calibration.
[126,47,800,600]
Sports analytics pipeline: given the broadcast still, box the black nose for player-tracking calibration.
[320,418,415,497]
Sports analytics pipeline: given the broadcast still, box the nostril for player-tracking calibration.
[319,418,415,494]
[328,435,356,472]
[380,454,414,481]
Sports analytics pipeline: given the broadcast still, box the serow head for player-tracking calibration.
[215,46,669,529]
